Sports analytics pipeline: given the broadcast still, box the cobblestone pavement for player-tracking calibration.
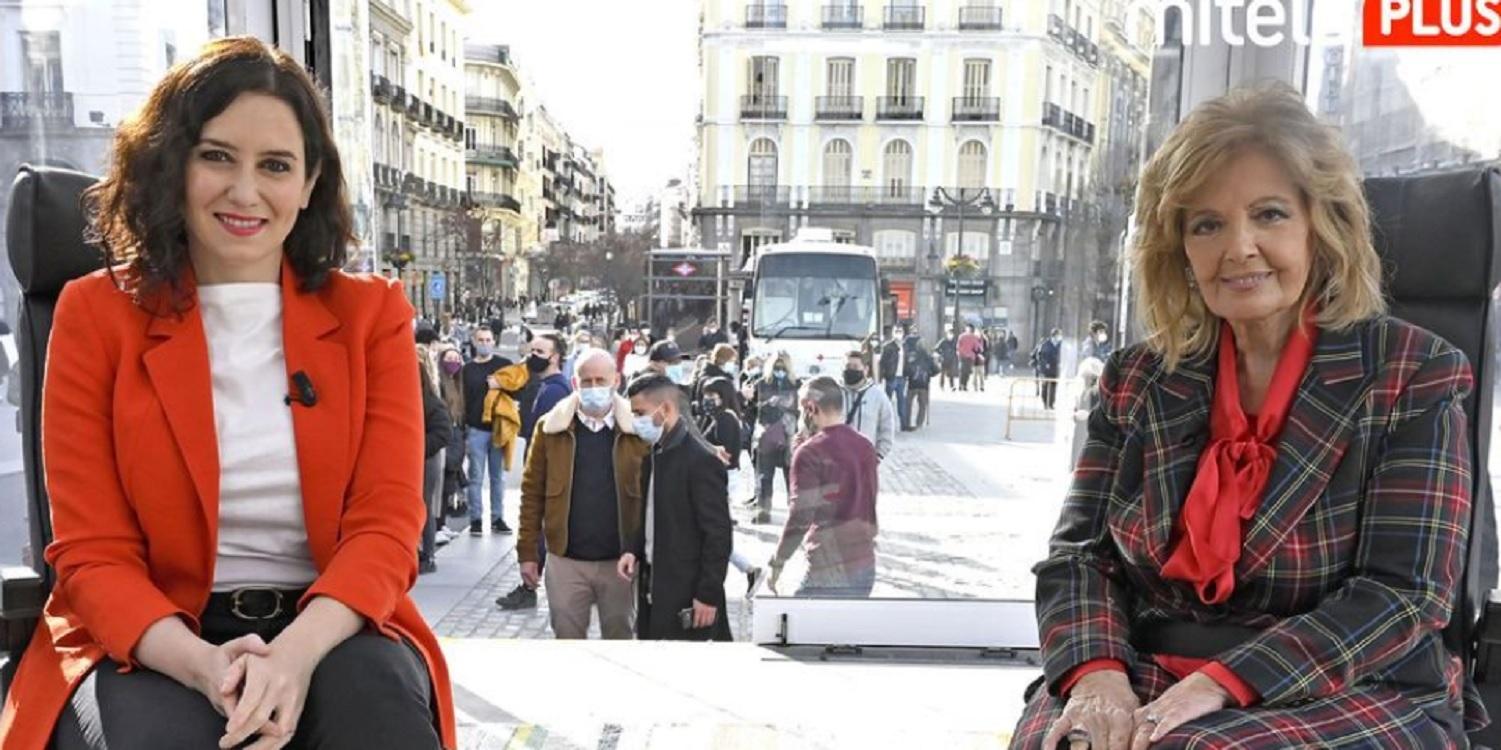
[420,377,1075,642]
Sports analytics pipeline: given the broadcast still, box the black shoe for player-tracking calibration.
[739,496,760,508]
[752,511,772,525]
[418,558,438,575]
[469,520,483,536]
[493,519,513,534]
[496,584,537,610]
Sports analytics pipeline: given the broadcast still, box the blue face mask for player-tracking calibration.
[724,363,738,376]
[579,386,613,415]
[633,410,664,444]
[668,364,691,384]
[474,343,494,357]
[773,368,788,380]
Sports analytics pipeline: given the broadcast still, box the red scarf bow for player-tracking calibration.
[1160,317,1317,605]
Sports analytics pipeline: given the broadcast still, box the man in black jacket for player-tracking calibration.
[618,374,733,641]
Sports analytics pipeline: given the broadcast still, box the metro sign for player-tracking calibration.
[671,262,697,277]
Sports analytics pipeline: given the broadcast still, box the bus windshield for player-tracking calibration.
[752,252,879,340]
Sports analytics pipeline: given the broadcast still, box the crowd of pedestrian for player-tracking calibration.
[412,306,1118,643]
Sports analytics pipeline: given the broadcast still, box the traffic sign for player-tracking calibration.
[428,272,446,300]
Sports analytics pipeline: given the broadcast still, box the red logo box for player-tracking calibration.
[1365,0,1501,46]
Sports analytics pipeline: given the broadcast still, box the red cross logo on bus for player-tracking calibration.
[672,262,697,277]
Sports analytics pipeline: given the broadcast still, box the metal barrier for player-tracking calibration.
[1004,376,1085,440]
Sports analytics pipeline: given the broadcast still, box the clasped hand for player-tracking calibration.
[1042,670,1230,750]
[191,634,318,749]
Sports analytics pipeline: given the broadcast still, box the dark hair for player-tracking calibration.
[85,36,352,309]
[474,325,494,338]
[626,372,678,400]
[802,375,845,414]
[539,332,567,362]
[415,325,440,345]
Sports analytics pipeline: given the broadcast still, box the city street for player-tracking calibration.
[413,376,1079,748]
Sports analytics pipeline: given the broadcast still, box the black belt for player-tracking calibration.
[204,587,308,622]
[1132,620,1264,660]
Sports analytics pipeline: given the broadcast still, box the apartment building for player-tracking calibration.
[694,0,1149,344]
[370,0,471,316]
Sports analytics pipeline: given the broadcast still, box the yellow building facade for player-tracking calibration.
[464,44,531,303]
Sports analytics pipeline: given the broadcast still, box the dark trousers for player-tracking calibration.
[906,387,930,428]
[755,441,790,512]
[52,603,440,750]
[1040,380,1058,410]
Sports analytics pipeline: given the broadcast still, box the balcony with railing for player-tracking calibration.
[407,96,422,119]
[740,94,788,120]
[372,73,392,103]
[884,4,925,29]
[807,185,926,206]
[390,84,406,109]
[822,4,864,29]
[958,5,1003,29]
[815,95,863,121]
[1041,102,1095,144]
[745,3,787,27]
[733,184,791,206]
[1047,13,1100,65]
[952,96,1000,122]
[0,91,74,131]
[465,95,519,121]
[468,144,519,169]
[876,96,924,121]
[470,192,522,213]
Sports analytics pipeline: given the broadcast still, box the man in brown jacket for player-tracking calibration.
[518,348,652,638]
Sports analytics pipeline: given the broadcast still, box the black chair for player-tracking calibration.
[0,165,105,695]
[1376,168,1501,747]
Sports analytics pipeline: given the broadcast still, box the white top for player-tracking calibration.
[198,283,318,591]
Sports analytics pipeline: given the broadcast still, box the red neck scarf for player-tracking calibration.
[1160,315,1317,605]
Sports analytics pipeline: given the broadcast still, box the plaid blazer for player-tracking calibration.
[1036,315,1476,722]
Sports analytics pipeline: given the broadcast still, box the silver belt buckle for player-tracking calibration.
[230,588,285,620]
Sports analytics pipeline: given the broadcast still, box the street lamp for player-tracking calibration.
[928,187,997,335]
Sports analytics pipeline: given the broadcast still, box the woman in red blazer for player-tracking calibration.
[0,37,454,749]
[1011,85,1479,749]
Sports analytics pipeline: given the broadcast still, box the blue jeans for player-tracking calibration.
[465,427,504,522]
[884,376,910,429]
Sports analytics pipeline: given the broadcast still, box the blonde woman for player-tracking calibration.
[1013,84,1475,749]
[748,352,799,525]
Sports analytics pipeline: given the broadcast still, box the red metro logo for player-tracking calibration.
[1366,0,1501,45]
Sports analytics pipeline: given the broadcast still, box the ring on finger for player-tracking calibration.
[1143,713,1163,724]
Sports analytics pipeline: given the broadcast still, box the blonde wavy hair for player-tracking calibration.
[1131,83,1385,371]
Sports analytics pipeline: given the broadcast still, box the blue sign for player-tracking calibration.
[428,272,446,301]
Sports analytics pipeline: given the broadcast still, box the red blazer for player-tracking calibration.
[0,263,456,749]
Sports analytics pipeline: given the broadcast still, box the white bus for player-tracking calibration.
[745,228,883,378]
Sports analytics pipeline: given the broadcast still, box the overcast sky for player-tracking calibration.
[469,0,701,208]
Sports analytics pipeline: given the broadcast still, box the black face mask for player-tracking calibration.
[526,354,551,373]
[843,369,864,386]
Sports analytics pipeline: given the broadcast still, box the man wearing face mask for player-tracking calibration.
[646,340,694,394]
[463,326,514,535]
[618,374,733,641]
[514,349,650,637]
[839,351,894,462]
[494,333,575,610]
